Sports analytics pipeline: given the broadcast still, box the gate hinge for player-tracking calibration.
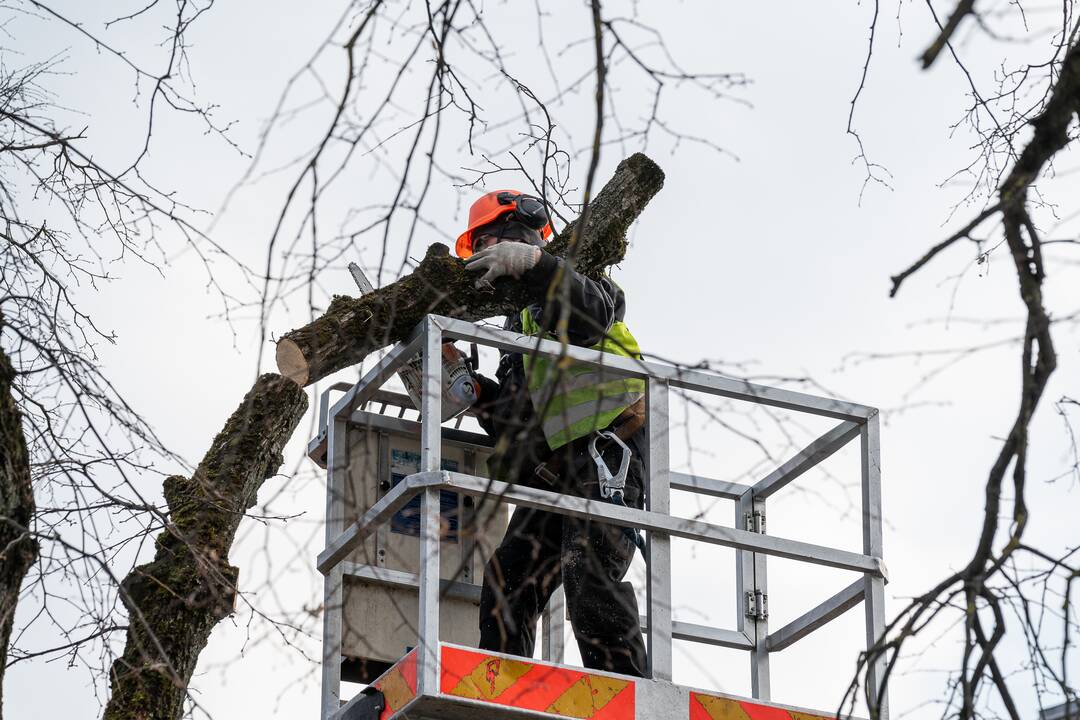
[745,590,768,621]
[744,509,766,534]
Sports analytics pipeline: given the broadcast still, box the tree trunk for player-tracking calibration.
[0,321,38,720]
[102,374,307,720]
[277,152,666,386]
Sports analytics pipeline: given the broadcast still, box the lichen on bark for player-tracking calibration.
[102,374,307,720]
[0,315,38,719]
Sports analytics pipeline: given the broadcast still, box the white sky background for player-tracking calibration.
[4,1,1079,718]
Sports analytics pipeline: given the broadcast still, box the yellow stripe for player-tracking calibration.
[448,655,534,701]
[378,666,413,712]
[545,675,630,718]
[696,695,753,720]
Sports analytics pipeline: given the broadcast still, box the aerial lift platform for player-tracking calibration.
[312,316,889,720]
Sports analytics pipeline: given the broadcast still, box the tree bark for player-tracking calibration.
[276,152,666,386]
[0,320,38,719]
[102,374,307,720]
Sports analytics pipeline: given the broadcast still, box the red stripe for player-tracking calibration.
[440,646,637,717]
[440,646,484,693]
[498,663,585,711]
[591,680,635,720]
[400,650,417,692]
[689,693,715,720]
[375,649,417,720]
[738,700,794,720]
[440,646,585,708]
[378,694,394,720]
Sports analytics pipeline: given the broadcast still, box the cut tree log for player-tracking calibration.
[276,152,665,386]
[0,318,37,720]
[102,374,307,720]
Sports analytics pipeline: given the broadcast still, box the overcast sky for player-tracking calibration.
[4,1,1078,719]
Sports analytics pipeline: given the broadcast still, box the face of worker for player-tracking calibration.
[472,217,543,253]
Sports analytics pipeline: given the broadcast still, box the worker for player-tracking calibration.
[457,189,649,678]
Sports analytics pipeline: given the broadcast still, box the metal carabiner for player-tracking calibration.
[588,430,646,554]
[589,430,631,502]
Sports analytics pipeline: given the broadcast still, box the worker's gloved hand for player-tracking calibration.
[465,241,541,288]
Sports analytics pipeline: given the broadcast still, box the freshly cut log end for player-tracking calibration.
[276,339,308,386]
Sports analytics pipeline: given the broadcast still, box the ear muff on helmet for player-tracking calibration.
[455,189,553,258]
[497,191,549,231]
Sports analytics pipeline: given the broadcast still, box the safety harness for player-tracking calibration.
[518,305,648,553]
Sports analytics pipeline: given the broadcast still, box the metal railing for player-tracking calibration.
[316,314,889,719]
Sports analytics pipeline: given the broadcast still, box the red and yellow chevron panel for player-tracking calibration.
[690,691,831,720]
[372,649,417,720]
[441,645,635,719]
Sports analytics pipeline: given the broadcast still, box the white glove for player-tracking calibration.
[465,242,541,288]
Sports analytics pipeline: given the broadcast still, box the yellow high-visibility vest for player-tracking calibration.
[520,307,646,450]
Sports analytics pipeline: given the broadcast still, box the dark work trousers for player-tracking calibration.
[478,431,648,678]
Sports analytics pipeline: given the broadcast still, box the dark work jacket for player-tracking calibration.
[473,250,640,485]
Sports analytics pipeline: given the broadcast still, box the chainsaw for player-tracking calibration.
[349,262,480,421]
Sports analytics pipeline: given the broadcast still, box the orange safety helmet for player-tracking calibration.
[455,190,553,259]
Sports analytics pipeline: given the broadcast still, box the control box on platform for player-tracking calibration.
[316,390,505,684]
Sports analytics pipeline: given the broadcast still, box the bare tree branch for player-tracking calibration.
[849,22,1080,720]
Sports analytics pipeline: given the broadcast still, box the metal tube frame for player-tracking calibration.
[319,415,348,719]
[316,315,889,719]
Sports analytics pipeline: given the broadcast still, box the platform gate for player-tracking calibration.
[314,315,889,720]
